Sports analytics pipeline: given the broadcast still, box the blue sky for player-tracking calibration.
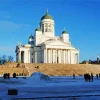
[0,0,100,62]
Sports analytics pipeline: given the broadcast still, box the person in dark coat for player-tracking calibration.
[96,74,98,79]
[73,74,75,79]
[91,73,93,82]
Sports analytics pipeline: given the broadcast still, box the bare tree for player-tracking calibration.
[2,55,7,61]
[8,56,14,62]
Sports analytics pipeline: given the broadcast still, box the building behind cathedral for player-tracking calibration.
[15,10,79,64]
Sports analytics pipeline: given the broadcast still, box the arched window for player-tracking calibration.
[42,24,44,32]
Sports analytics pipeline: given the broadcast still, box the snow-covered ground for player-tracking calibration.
[0,72,100,100]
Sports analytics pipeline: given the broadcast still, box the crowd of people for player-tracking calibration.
[73,73,100,82]
[3,73,26,79]
[84,73,100,82]
[84,73,93,82]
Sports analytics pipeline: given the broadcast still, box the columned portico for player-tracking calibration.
[43,48,79,64]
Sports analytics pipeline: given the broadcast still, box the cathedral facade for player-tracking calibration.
[15,10,79,64]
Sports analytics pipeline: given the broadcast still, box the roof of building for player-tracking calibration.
[62,28,68,34]
[41,9,53,20]
[29,35,34,39]
[35,28,41,31]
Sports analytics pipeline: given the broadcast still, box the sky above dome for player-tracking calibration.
[0,0,100,62]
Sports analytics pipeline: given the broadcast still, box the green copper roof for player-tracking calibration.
[35,28,41,31]
[62,28,68,34]
[29,35,34,39]
[41,9,53,20]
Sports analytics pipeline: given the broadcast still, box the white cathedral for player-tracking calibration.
[15,10,79,64]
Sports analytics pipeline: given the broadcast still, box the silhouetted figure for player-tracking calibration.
[96,74,98,79]
[3,73,7,79]
[99,73,100,78]
[7,73,10,79]
[88,74,91,82]
[84,73,91,82]
[13,73,16,78]
[91,73,93,82]
[73,74,75,79]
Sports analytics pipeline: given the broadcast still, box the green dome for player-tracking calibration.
[29,35,34,39]
[35,28,41,31]
[41,10,53,20]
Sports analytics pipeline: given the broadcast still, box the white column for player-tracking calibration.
[74,54,76,64]
[19,51,21,62]
[35,51,37,63]
[77,54,79,64]
[75,53,78,64]
[64,50,66,64]
[76,54,79,64]
[47,49,50,63]
[65,50,67,64]
[59,49,61,63]
[58,49,61,63]
[62,50,64,64]
[28,50,30,63]
[61,50,63,63]
[63,50,65,64]
[58,49,59,63]
[57,49,58,63]
[45,48,47,63]
[67,50,69,64]
[50,49,51,63]
[43,49,45,63]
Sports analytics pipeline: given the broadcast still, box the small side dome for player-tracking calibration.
[35,28,41,31]
[62,28,68,34]
[41,9,53,20]
[29,35,34,39]
[28,34,34,46]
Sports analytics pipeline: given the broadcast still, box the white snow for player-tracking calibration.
[0,72,100,100]
[30,72,51,81]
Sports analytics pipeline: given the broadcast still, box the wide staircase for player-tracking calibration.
[24,63,100,76]
[0,63,100,76]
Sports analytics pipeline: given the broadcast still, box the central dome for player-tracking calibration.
[41,9,53,20]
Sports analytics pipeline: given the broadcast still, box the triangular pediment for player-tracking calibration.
[43,39,71,47]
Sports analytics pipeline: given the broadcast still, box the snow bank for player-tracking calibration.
[30,72,51,81]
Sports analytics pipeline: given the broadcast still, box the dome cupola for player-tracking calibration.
[29,35,34,39]
[28,34,34,46]
[41,9,53,20]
